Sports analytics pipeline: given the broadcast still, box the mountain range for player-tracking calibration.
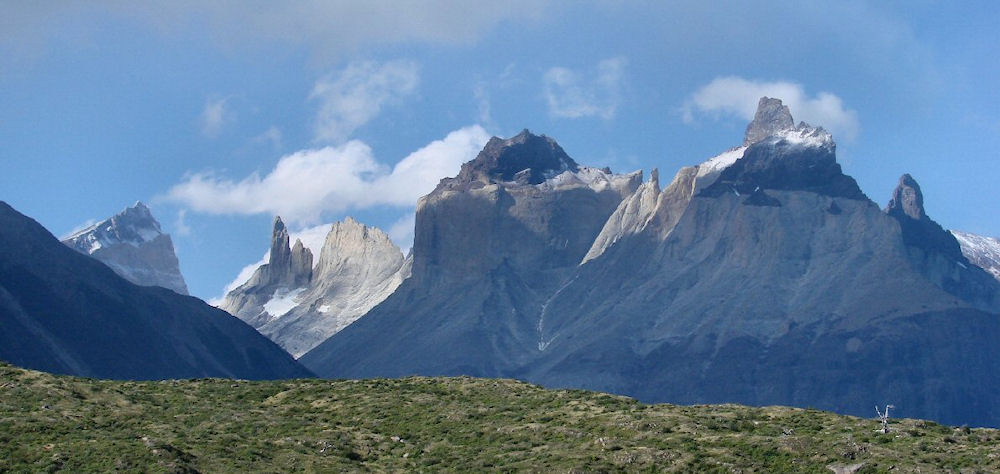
[0,201,310,380]
[300,98,1000,427]
[4,96,1000,427]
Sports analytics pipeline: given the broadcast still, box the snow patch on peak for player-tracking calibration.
[541,166,641,194]
[694,146,747,193]
[64,202,165,253]
[262,287,306,318]
[953,231,1000,281]
[772,125,833,148]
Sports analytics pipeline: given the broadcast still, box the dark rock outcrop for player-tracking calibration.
[884,174,998,308]
[452,129,578,186]
[886,174,963,259]
[0,201,311,380]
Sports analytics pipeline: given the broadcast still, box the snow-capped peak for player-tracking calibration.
[63,201,163,254]
[952,230,1000,282]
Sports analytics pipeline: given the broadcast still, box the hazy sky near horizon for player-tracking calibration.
[2,1,998,300]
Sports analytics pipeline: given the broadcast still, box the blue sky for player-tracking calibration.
[2,1,998,300]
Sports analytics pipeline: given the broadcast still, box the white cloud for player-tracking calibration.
[2,3,549,66]
[387,213,416,255]
[164,125,490,225]
[473,82,493,127]
[252,126,283,150]
[199,97,232,138]
[174,209,191,236]
[543,57,627,120]
[310,60,420,143]
[683,76,860,142]
[290,223,333,262]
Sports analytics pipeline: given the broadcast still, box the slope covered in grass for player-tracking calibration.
[1,362,998,472]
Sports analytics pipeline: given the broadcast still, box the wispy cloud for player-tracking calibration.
[683,76,859,142]
[543,57,627,120]
[2,3,550,66]
[173,209,191,236]
[199,97,232,138]
[164,125,490,225]
[252,126,283,150]
[310,60,420,143]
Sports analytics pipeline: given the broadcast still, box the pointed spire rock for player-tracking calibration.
[744,97,795,146]
[885,173,926,221]
[885,174,965,261]
[290,238,313,287]
[270,216,291,268]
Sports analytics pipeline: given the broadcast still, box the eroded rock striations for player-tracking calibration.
[0,202,310,380]
[62,202,189,294]
[301,98,1000,427]
[221,217,408,358]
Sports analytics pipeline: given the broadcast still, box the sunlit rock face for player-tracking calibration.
[221,217,408,358]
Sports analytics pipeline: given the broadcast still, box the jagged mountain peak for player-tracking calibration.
[220,215,407,357]
[743,97,833,149]
[696,97,859,201]
[883,173,969,266]
[885,173,926,221]
[744,97,795,146]
[64,201,163,252]
[454,129,579,185]
[61,201,188,295]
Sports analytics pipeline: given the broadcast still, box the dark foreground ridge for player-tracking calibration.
[2,363,998,472]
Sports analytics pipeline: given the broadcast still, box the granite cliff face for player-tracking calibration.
[62,202,188,295]
[301,98,1000,427]
[0,202,310,380]
[220,217,408,358]
[303,129,640,375]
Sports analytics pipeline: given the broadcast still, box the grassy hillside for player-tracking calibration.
[1,363,998,472]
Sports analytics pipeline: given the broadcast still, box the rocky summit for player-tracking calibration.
[221,217,409,358]
[302,98,1000,427]
[62,202,189,295]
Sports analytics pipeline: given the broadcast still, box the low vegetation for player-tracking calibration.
[2,362,998,472]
